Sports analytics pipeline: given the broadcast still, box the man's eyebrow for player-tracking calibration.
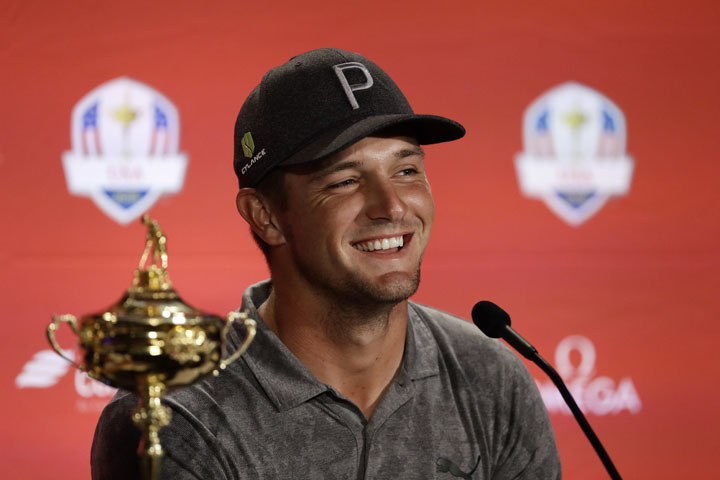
[310,160,364,182]
[397,146,425,159]
[309,146,425,182]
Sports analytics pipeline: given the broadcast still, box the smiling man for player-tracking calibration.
[91,48,561,479]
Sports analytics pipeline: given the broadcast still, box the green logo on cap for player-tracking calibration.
[241,132,255,158]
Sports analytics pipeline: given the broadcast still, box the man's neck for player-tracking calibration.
[258,287,408,419]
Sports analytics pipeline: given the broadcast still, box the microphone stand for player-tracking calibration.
[531,352,622,480]
[471,301,622,479]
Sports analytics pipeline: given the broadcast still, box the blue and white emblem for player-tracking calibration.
[515,82,633,225]
[62,77,188,224]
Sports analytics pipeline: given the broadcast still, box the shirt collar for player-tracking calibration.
[227,280,440,412]
[406,302,440,380]
[228,280,328,411]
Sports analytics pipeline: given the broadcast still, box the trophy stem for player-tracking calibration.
[132,377,171,480]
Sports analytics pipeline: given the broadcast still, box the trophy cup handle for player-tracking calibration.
[46,314,86,371]
[216,311,257,373]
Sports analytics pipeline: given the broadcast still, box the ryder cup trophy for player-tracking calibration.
[46,216,256,480]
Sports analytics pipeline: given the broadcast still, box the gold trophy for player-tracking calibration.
[46,216,256,479]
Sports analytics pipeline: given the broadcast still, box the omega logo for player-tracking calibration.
[536,335,642,416]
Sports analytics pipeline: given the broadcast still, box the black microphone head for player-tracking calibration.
[471,301,511,338]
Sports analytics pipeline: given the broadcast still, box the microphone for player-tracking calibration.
[471,301,622,480]
[471,301,537,360]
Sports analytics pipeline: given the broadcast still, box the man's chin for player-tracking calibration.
[348,270,421,305]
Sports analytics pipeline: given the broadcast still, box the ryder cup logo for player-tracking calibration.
[62,77,188,224]
[515,82,634,225]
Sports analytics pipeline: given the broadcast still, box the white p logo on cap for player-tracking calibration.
[333,62,374,110]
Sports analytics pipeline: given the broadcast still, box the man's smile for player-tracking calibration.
[351,234,411,252]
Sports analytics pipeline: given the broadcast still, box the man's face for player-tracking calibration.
[274,134,434,307]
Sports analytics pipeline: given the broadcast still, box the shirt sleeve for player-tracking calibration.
[490,357,562,479]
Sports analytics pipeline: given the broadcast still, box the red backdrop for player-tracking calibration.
[2,1,719,478]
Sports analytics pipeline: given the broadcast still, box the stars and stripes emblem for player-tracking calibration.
[80,102,102,155]
[150,104,171,155]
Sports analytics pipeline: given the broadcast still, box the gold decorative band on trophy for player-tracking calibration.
[47,215,256,480]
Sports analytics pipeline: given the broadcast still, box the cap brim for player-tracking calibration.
[280,114,465,167]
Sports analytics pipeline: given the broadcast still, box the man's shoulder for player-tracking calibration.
[409,301,476,336]
[98,388,138,419]
[408,301,531,383]
[409,301,506,357]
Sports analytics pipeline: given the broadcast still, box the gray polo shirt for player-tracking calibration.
[91,280,560,479]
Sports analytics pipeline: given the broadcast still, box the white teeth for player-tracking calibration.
[353,235,404,252]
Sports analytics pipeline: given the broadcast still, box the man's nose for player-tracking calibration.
[364,178,407,221]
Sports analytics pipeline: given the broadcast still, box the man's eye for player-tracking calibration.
[328,178,356,189]
[399,168,419,176]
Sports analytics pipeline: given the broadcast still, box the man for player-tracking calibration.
[92,48,561,479]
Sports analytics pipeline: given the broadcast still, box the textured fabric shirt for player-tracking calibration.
[91,280,561,479]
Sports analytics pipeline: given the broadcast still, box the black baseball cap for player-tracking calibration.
[233,48,465,188]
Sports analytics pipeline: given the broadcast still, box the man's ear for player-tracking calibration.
[236,189,286,246]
